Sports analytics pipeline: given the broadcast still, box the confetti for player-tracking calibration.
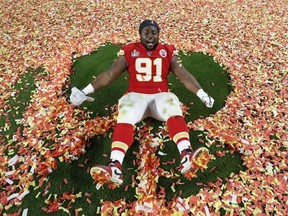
[21,208,28,216]
[0,0,287,215]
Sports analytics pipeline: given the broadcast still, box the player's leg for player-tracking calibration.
[166,115,209,174]
[90,123,133,186]
[149,92,191,152]
[90,93,148,186]
[110,92,148,163]
[151,92,209,174]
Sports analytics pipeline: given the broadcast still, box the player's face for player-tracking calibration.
[140,26,159,50]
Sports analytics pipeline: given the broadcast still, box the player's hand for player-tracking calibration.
[69,87,94,106]
[196,89,214,108]
[200,95,214,108]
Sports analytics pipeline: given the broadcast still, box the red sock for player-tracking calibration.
[110,123,134,163]
[167,116,191,152]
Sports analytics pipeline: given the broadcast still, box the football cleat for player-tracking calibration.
[180,147,210,174]
[90,160,123,187]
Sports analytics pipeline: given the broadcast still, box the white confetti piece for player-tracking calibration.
[5,170,15,176]
[96,183,102,190]
[5,178,14,185]
[7,193,19,201]
[22,209,28,216]
[157,151,167,156]
[8,155,19,166]
[18,190,30,200]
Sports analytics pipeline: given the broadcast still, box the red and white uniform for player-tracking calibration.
[116,42,183,124]
[111,42,191,163]
[119,42,179,94]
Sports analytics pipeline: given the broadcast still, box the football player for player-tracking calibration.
[70,20,214,186]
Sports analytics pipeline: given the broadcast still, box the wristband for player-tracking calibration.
[82,84,95,95]
[196,89,207,98]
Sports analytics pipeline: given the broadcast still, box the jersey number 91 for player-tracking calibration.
[135,58,163,82]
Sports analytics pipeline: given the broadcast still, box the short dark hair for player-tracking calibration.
[139,19,160,34]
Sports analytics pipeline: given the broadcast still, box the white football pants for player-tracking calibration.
[116,92,183,124]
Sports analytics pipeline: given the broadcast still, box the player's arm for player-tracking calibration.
[170,56,202,94]
[170,55,214,108]
[70,56,127,106]
[86,55,127,93]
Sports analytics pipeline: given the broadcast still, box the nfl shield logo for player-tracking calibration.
[159,49,167,57]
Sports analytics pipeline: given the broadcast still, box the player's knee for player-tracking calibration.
[162,106,183,120]
[117,95,145,124]
[156,93,183,120]
[117,106,141,124]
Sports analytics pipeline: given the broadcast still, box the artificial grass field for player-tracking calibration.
[3,43,245,215]
[2,1,287,215]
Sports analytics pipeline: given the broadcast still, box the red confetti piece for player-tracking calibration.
[63,178,68,185]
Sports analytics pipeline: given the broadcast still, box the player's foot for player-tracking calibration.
[180,147,209,174]
[90,160,123,187]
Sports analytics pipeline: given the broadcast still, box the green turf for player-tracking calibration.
[0,70,37,139]
[70,42,128,117]
[5,43,246,215]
